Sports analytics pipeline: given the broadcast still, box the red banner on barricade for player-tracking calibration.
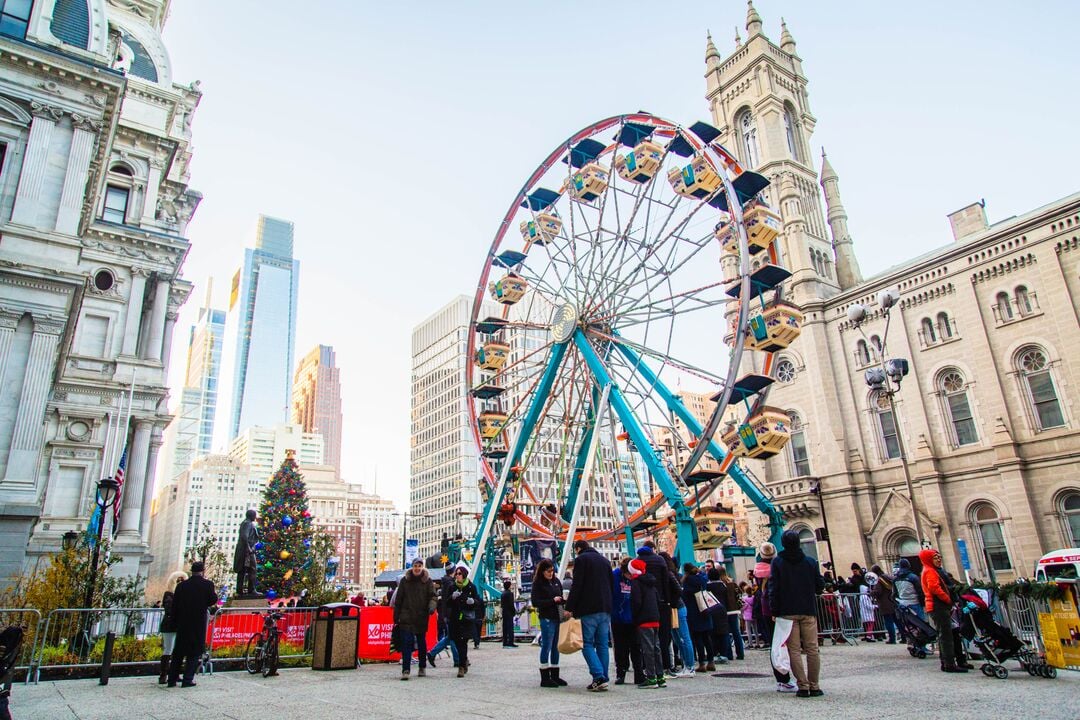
[208,610,311,648]
[357,606,437,661]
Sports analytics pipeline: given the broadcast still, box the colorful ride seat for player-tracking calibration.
[567,162,609,202]
[693,509,735,549]
[668,154,722,199]
[614,140,664,184]
[479,412,508,439]
[720,406,791,459]
[489,273,528,305]
[474,341,510,370]
[519,211,562,246]
[743,300,804,353]
[717,204,783,255]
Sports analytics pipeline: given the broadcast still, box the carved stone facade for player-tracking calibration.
[0,0,200,580]
[711,4,1080,581]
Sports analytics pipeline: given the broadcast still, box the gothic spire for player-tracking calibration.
[819,150,863,289]
[780,18,797,53]
[706,32,721,69]
[746,1,763,36]
[734,25,743,47]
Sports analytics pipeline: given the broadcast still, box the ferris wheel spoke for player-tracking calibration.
[610,283,730,329]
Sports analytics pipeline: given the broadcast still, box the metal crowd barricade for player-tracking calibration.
[997,595,1047,654]
[206,606,317,670]
[33,607,167,683]
[0,608,41,684]
[814,593,888,643]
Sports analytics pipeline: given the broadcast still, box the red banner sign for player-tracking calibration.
[357,606,437,662]
[208,610,311,648]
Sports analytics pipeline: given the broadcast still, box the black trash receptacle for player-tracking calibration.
[312,603,360,670]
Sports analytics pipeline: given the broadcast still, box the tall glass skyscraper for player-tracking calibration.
[225,215,300,439]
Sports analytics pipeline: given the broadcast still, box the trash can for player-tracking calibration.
[312,603,360,670]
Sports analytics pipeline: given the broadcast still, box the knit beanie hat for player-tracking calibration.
[628,558,646,578]
[758,542,776,560]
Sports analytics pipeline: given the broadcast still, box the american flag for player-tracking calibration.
[111,446,128,529]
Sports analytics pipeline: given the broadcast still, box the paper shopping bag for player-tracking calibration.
[557,617,583,655]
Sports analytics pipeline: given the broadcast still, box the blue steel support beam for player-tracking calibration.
[613,340,785,545]
[572,330,697,565]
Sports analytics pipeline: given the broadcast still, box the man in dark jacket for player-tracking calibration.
[428,563,459,667]
[635,542,676,675]
[167,561,218,688]
[500,580,518,648]
[769,530,825,697]
[565,540,613,691]
[393,558,436,679]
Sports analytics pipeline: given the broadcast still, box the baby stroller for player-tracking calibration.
[956,593,1056,680]
[895,604,935,659]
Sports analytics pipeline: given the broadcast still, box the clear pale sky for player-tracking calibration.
[159,1,1080,512]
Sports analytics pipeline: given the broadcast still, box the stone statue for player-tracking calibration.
[233,509,260,595]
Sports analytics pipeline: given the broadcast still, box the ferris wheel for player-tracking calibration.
[465,113,798,582]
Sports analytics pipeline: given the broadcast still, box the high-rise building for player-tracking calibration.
[228,423,323,483]
[223,215,300,440]
[292,345,343,476]
[0,2,201,578]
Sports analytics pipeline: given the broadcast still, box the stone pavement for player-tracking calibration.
[16,640,1080,720]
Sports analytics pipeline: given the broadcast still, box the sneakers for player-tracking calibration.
[656,675,667,688]
[795,689,810,698]
[400,671,410,681]
[777,681,798,693]
[636,678,658,689]
[810,689,825,697]
[586,679,609,692]
[676,667,696,679]
[665,668,680,679]
[427,653,437,668]
[417,668,426,678]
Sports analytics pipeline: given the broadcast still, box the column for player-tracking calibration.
[4,318,64,483]
[139,425,164,539]
[117,419,152,536]
[160,308,178,374]
[55,116,100,235]
[11,103,62,227]
[0,313,20,389]
[121,270,148,356]
[144,279,170,361]
[141,160,164,225]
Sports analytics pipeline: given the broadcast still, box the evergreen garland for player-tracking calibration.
[964,578,1068,602]
[255,452,314,599]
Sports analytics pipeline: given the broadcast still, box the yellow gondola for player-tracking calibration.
[693,509,735,549]
[519,212,562,246]
[489,274,527,305]
[474,341,510,371]
[478,412,508,439]
[614,140,663,184]
[567,162,609,202]
[720,406,791,459]
[667,154,721,199]
[717,204,783,255]
[744,300,804,353]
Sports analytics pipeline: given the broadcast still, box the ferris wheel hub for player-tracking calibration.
[551,301,578,343]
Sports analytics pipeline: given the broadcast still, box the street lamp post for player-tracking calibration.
[809,481,836,575]
[847,289,926,546]
[61,531,79,552]
[75,477,120,657]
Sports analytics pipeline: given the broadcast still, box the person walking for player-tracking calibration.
[565,539,613,691]
[393,558,437,680]
[428,563,460,668]
[628,558,665,689]
[531,558,567,687]
[754,542,796,693]
[868,567,899,644]
[501,580,519,648]
[769,529,826,698]
[681,563,715,673]
[447,565,483,678]
[611,557,644,686]
[166,561,217,688]
[919,548,968,673]
[157,571,186,684]
[716,569,744,660]
[635,542,676,676]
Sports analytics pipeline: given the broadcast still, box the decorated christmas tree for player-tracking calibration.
[256,450,314,600]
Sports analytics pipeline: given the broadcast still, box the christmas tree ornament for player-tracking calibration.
[282,516,293,527]
[280,550,291,560]
[284,569,294,581]
[267,589,277,599]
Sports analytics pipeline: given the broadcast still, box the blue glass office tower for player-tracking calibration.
[226,215,300,439]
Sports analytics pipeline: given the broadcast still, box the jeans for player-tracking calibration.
[400,629,428,673]
[782,615,820,691]
[539,617,559,666]
[430,617,460,664]
[637,626,661,680]
[675,605,694,669]
[727,614,744,658]
[579,612,611,681]
[658,603,673,671]
[882,612,898,643]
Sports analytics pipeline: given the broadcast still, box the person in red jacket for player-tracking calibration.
[919,548,967,673]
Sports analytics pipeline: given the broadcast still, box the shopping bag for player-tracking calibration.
[557,617,583,654]
[695,590,722,614]
[389,624,402,654]
[771,616,793,675]
[671,608,679,629]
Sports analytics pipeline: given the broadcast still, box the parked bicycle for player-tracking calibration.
[244,611,283,678]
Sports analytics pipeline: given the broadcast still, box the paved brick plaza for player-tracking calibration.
[18,641,1079,720]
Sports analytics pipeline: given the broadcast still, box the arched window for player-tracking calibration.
[0,0,32,39]
[783,106,799,161]
[870,335,883,360]
[1017,346,1065,430]
[996,291,1013,322]
[940,369,977,446]
[921,318,937,345]
[937,312,953,339]
[788,412,810,476]
[798,527,818,561]
[1061,492,1080,547]
[1015,285,1033,316]
[971,503,1012,578]
[873,391,901,460]
[856,340,870,366]
[823,256,834,280]
[738,110,760,168]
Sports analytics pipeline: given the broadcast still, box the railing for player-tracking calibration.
[205,607,317,669]
[33,607,167,682]
[0,608,41,683]
[814,593,889,643]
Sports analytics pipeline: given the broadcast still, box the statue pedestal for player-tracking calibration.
[231,594,268,609]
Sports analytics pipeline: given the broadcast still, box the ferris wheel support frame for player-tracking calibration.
[613,339,785,546]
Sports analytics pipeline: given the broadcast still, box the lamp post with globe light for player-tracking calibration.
[847,289,927,547]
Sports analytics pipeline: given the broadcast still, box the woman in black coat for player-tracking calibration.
[530,558,567,687]
[681,564,715,672]
[446,566,483,678]
[157,571,186,684]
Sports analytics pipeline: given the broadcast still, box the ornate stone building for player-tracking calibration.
[0,0,200,579]
[710,3,1080,580]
